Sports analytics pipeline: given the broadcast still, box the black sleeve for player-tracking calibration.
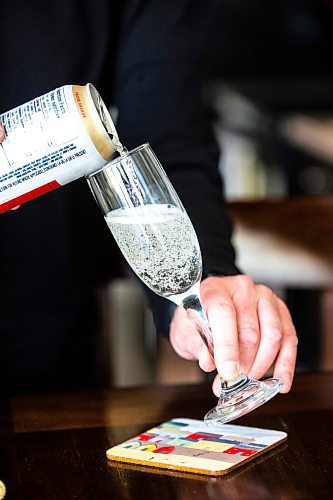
[112,0,241,335]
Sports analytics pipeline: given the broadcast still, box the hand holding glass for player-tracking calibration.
[86,143,282,425]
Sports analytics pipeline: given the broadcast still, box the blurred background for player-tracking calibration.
[101,0,333,388]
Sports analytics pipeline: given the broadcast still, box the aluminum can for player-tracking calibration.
[0,83,120,212]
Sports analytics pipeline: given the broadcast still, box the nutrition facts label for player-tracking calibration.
[0,87,78,174]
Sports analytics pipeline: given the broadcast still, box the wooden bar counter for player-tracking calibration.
[1,372,333,499]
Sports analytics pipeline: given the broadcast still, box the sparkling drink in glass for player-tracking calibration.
[86,143,282,425]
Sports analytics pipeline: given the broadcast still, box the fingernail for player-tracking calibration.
[220,362,240,381]
[281,376,291,393]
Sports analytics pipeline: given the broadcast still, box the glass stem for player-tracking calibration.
[181,293,248,391]
[181,293,214,358]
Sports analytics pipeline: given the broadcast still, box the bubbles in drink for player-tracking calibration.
[105,204,202,297]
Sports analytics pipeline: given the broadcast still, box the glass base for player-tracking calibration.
[204,376,283,426]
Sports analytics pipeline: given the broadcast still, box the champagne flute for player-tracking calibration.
[86,143,282,425]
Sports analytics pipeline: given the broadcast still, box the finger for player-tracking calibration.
[169,307,199,359]
[272,299,298,393]
[232,277,260,374]
[247,287,283,380]
[169,307,206,359]
[212,373,221,397]
[169,307,215,371]
[0,124,4,142]
[206,298,240,381]
[198,345,215,373]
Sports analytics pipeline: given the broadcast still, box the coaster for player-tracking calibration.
[0,480,6,499]
[106,417,287,476]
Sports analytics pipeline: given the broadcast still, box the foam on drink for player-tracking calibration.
[105,204,202,297]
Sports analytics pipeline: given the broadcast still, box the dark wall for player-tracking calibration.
[207,0,333,79]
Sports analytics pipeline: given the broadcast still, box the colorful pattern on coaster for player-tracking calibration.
[106,418,287,475]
